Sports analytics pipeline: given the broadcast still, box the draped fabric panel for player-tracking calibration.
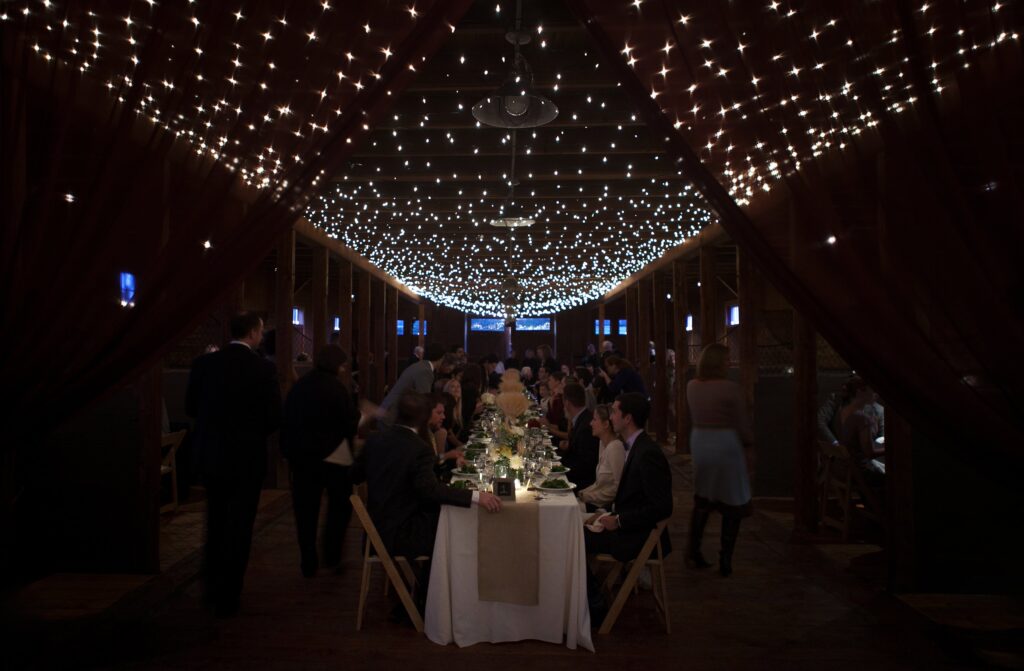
[1,1,473,437]
[568,0,1024,460]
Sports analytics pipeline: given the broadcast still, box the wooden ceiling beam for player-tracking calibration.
[334,171,686,184]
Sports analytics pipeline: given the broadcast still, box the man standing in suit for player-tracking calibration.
[186,312,281,616]
[584,392,672,562]
[559,383,599,491]
[354,392,501,608]
[380,343,446,411]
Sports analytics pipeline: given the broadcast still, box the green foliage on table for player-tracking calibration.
[451,479,475,490]
[540,479,570,489]
[550,464,566,472]
[457,464,478,474]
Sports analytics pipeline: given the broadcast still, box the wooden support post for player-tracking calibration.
[793,311,818,536]
[417,302,427,349]
[372,277,386,403]
[699,243,717,349]
[652,272,669,442]
[624,284,637,363]
[737,248,760,417]
[385,285,398,388]
[275,229,295,398]
[790,197,818,537]
[139,364,162,573]
[672,260,690,454]
[354,269,371,400]
[336,258,353,356]
[312,245,329,355]
[637,276,653,400]
[597,300,607,351]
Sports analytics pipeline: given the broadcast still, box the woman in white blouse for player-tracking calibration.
[578,404,626,509]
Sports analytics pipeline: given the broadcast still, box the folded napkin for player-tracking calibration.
[477,501,540,605]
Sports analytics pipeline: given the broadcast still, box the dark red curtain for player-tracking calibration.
[568,0,1024,461]
[1,1,472,436]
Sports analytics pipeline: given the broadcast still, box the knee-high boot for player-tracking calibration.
[719,513,742,577]
[686,501,713,569]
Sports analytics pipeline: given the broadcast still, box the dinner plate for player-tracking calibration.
[452,469,481,478]
[546,466,570,476]
[534,481,576,494]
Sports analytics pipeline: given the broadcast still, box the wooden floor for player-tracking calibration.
[4,454,986,670]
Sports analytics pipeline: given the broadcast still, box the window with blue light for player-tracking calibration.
[516,317,550,332]
[685,314,693,332]
[292,307,304,326]
[727,305,740,326]
[397,320,405,336]
[412,320,428,336]
[471,318,505,332]
[593,319,611,335]
[333,316,341,332]
[618,319,628,335]
[119,272,136,308]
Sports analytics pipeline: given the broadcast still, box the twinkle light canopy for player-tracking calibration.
[305,1,717,317]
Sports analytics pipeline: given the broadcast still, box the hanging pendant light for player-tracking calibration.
[472,2,557,129]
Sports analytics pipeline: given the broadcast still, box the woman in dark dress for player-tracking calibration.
[281,345,359,578]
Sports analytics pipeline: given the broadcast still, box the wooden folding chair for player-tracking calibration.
[159,430,187,514]
[348,494,428,632]
[594,518,671,635]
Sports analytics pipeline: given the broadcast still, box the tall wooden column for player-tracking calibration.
[624,283,637,363]
[699,243,717,349]
[737,248,760,415]
[335,258,353,356]
[371,278,386,403]
[275,229,295,397]
[651,272,669,441]
[385,285,398,388]
[416,302,426,349]
[354,269,371,400]
[637,275,653,395]
[311,246,329,355]
[597,300,606,351]
[672,259,690,453]
[791,200,818,536]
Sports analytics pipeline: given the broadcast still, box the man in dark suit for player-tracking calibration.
[559,383,599,491]
[584,392,672,562]
[380,343,446,411]
[354,393,501,603]
[186,312,281,616]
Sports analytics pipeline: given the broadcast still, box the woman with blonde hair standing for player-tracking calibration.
[686,343,754,576]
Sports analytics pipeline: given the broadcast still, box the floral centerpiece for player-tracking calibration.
[480,392,496,406]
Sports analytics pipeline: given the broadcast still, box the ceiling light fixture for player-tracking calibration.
[472,0,557,129]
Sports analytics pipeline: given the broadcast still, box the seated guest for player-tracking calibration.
[281,345,359,578]
[481,354,502,389]
[504,348,521,372]
[537,344,560,376]
[425,393,462,477]
[537,381,552,415]
[522,347,541,375]
[602,356,648,399]
[460,363,485,426]
[591,372,612,405]
[442,379,467,446]
[582,343,600,369]
[578,404,625,510]
[353,393,501,603]
[575,367,597,410]
[584,394,672,616]
[559,383,600,491]
[545,371,569,442]
[838,377,886,504]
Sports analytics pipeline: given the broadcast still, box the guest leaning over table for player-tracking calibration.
[352,392,502,621]
[577,404,626,511]
[685,343,754,577]
[584,393,673,622]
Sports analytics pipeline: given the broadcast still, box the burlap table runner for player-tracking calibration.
[477,500,539,605]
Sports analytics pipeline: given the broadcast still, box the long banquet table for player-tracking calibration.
[424,490,594,651]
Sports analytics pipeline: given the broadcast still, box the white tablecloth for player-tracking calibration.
[425,492,594,651]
